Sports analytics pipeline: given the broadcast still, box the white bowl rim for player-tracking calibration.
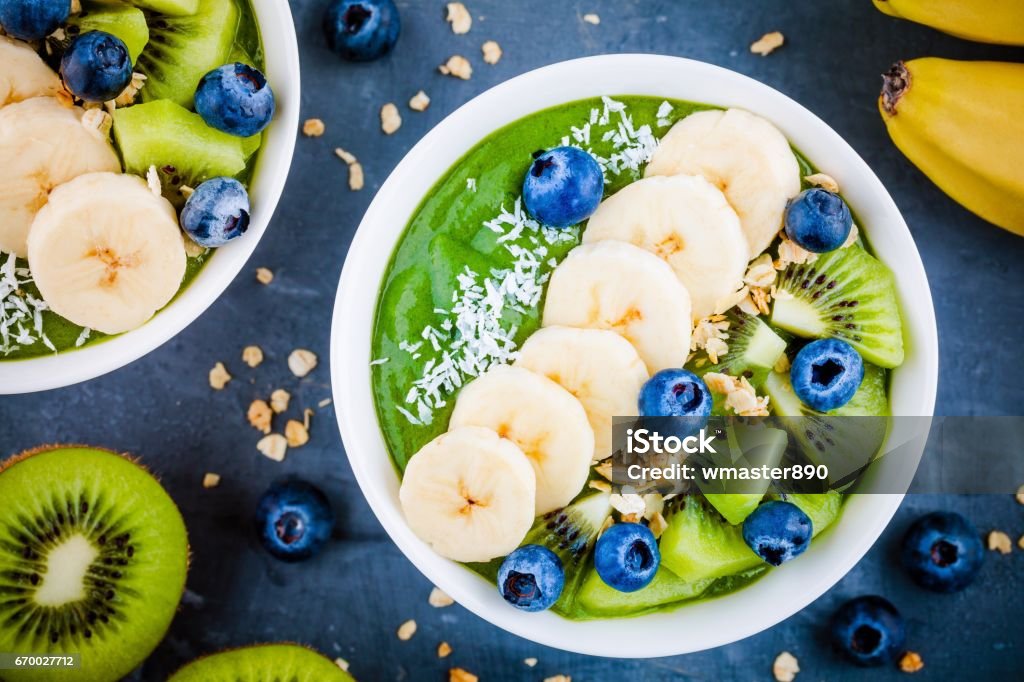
[330,54,939,658]
[0,0,300,395]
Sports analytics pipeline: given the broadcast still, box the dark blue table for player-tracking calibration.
[2,1,1023,679]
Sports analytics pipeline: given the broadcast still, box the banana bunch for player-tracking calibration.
[0,36,187,333]
[873,0,1024,46]
[879,59,1024,236]
[874,0,1024,239]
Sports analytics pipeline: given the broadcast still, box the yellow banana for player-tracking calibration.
[873,0,1024,46]
[879,58,1024,236]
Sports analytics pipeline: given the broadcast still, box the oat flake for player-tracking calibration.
[583,13,600,24]
[381,102,402,134]
[409,90,430,111]
[397,619,417,640]
[256,267,274,284]
[446,2,472,34]
[751,31,785,56]
[270,388,291,414]
[439,55,472,80]
[988,530,1012,554]
[805,172,839,193]
[899,651,924,673]
[285,419,309,447]
[248,400,273,434]
[202,473,221,489]
[437,641,452,658]
[429,586,454,607]
[209,362,231,390]
[773,651,799,681]
[481,40,502,64]
[256,434,287,462]
[242,345,263,367]
[288,349,318,377]
[449,669,477,682]
[302,118,326,137]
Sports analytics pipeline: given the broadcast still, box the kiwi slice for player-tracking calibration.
[764,364,890,486]
[169,644,353,681]
[113,98,248,203]
[519,492,611,615]
[577,567,713,618]
[130,0,200,16]
[687,310,787,383]
[658,492,841,582]
[770,244,905,369]
[0,446,188,682]
[53,1,150,62]
[137,0,240,108]
[699,424,789,525]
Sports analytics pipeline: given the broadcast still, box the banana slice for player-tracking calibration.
[582,175,749,320]
[542,241,692,373]
[0,37,62,107]
[515,326,649,460]
[27,172,187,334]
[645,108,801,258]
[399,426,537,562]
[0,97,120,256]
[449,365,594,515]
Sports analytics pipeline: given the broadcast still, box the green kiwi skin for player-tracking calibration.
[0,445,188,682]
[168,643,354,681]
[770,244,905,369]
[576,566,714,618]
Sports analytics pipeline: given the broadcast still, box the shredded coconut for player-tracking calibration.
[0,253,55,356]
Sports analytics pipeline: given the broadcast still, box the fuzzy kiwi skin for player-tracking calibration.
[0,445,189,682]
[168,643,355,681]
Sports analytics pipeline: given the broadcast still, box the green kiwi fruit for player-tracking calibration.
[687,310,787,383]
[764,363,889,486]
[698,424,789,525]
[50,1,150,63]
[129,0,200,16]
[770,244,905,369]
[658,492,841,582]
[113,98,249,204]
[137,0,240,108]
[577,567,713,618]
[0,445,188,682]
[168,643,354,681]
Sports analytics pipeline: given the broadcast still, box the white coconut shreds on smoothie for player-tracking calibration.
[387,97,668,426]
[0,253,55,355]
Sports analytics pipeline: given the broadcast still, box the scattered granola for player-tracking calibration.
[751,31,785,56]
[334,658,350,672]
[209,362,231,389]
[288,349,318,377]
[180,184,195,200]
[987,530,1012,554]
[773,651,799,682]
[437,641,452,658]
[247,400,273,434]
[202,473,221,489]
[381,102,402,134]
[775,235,817,270]
[1016,484,1024,505]
[582,13,600,24]
[610,493,646,518]
[302,118,326,137]
[744,253,777,289]
[446,2,472,34]
[648,511,669,539]
[318,398,333,408]
[691,314,730,355]
[705,337,728,364]
[256,433,287,462]
[397,619,417,640]
[481,40,502,64]
[704,372,770,416]
[145,165,162,196]
[113,72,146,107]
[544,676,571,682]
[450,669,477,682]
[1018,534,1024,550]
[270,388,291,413]
[256,267,274,284]
[429,586,454,607]
[334,147,365,191]
[285,419,309,447]
[242,345,264,367]
[842,223,860,248]
[80,107,112,139]
[594,459,613,481]
[524,658,538,667]
[714,286,751,315]
[899,651,924,673]
[805,172,839,193]
[588,479,612,493]
[409,90,430,111]
[439,55,472,80]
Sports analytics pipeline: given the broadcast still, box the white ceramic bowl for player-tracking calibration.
[0,0,299,394]
[331,55,938,657]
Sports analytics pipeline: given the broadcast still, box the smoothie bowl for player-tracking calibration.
[0,0,298,394]
[331,55,938,656]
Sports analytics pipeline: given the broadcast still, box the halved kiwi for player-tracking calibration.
[0,445,188,682]
[51,1,151,63]
[770,244,905,368]
[137,0,239,108]
[168,643,354,681]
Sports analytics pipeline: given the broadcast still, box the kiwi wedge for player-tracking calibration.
[577,567,713,618]
[0,446,188,682]
[54,1,150,62]
[687,310,787,383]
[770,244,905,369]
[764,364,890,487]
[169,644,354,681]
[130,0,200,16]
[698,424,789,525]
[137,0,240,108]
[113,98,249,203]
[658,492,841,582]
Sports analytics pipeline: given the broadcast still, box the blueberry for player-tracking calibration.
[790,338,864,412]
[830,595,906,666]
[59,31,132,102]
[594,522,660,593]
[323,0,400,62]
[784,188,853,253]
[194,63,275,138]
[637,368,712,439]
[0,0,68,41]
[901,511,984,593]
[497,544,564,612]
[255,479,335,562]
[741,500,813,566]
[522,146,604,228]
[180,177,250,247]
